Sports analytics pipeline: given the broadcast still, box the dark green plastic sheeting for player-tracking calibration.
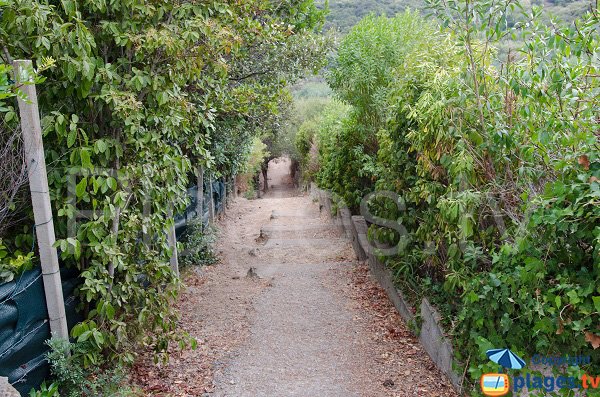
[174,179,226,238]
[0,268,80,395]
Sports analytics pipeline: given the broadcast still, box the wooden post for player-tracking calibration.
[208,175,215,223]
[167,207,179,277]
[14,60,69,340]
[196,166,204,227]
[222,177,227,213]
[232,175,238,199]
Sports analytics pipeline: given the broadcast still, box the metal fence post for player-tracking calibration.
[14,60,69,340]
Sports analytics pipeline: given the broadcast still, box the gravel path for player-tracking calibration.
[133,158,458,397]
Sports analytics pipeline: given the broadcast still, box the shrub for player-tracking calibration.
[180,222,218,268]
[45,338,141,397]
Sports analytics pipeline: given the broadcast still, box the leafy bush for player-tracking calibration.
[45,338,141,397]
[180,222,218,268]
[29,382,59,397]
[317,5,599,393]
[292,97,344,182]
[318,12,445,211]
[0,238,34,282]
[237,136,270,197]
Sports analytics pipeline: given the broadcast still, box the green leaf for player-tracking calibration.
[92,330,104,346]
[76,177,87,198]
[460,215,474,238]
[566,290,580,305]
[80,149,92,168]
[67,129,77,147]
[78,330,92,342]
[105,303,115,320]
[71,323,88,338]
[4,110,15,123]
[95,139,107,153]
[107,177,117,190]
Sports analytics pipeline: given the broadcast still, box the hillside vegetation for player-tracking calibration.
[319,0,592,32]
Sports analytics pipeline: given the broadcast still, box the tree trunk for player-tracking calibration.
[254,173,261,198]
[232,174,238,198]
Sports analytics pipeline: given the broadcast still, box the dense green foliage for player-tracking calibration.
[44,338,139,397]
[179,222,218,268]
[295,99,349,183]
[315,6,599,393]
[0,0,328,371]
[236,136,270,197]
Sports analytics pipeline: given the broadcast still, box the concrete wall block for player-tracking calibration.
[352,216,368,235]
[339,207,353,240]
[358,234,373,257]
[419,298,462,392]
[350,216,367,261]
[309,182,317,200]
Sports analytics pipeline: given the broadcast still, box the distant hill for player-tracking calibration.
[319,0,593,33]
[319,0,423,32]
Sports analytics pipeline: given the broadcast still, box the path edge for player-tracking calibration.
[310,183,464,395]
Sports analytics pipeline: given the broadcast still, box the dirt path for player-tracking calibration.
[133,158,458,397]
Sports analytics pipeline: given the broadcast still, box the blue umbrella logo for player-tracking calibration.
[486,348,526,370]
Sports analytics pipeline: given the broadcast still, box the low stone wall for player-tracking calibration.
[419,298,462,388]
[313,187,463,393]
